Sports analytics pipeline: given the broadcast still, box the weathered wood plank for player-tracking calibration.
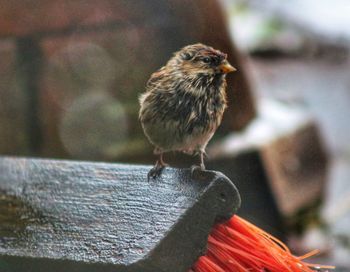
[0,157,240,272]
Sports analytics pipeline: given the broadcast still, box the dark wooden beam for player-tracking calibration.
[0,157,240,272]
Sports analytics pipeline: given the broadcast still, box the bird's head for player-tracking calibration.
[169,43,236,78]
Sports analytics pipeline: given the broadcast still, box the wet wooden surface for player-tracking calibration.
[0,157,240,272]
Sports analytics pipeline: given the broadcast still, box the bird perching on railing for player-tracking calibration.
[139,43,236,178]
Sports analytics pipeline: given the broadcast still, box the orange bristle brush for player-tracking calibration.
[191,215,335,272]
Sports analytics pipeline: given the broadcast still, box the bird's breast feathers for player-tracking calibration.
[139,85,226,152]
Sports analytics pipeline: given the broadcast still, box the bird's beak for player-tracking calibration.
[219,60,236,74]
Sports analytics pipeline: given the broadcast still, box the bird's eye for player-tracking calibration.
[203,57,211,63]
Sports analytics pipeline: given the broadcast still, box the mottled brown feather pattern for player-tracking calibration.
[139,43,235,172]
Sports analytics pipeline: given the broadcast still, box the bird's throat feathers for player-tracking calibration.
[170,67,227,98]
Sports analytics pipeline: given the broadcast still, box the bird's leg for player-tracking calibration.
[158,152,168,167]
[190,149,206,176]
[148,150,168,179]
[199,150,206,171]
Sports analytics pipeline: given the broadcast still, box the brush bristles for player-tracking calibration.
[191,215,335,272]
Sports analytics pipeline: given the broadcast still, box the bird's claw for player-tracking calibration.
[190,164,205,178]
[147,165,166,180]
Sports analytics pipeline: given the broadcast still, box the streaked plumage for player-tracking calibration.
[139,43,236,177]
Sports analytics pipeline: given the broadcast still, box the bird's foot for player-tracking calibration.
[148,165,164,180]
[147,162,168,180]
[190,163,205,178]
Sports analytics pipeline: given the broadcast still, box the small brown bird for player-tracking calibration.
[139,43,236,178]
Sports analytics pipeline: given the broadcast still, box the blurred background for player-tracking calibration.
[0,0,349,269]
